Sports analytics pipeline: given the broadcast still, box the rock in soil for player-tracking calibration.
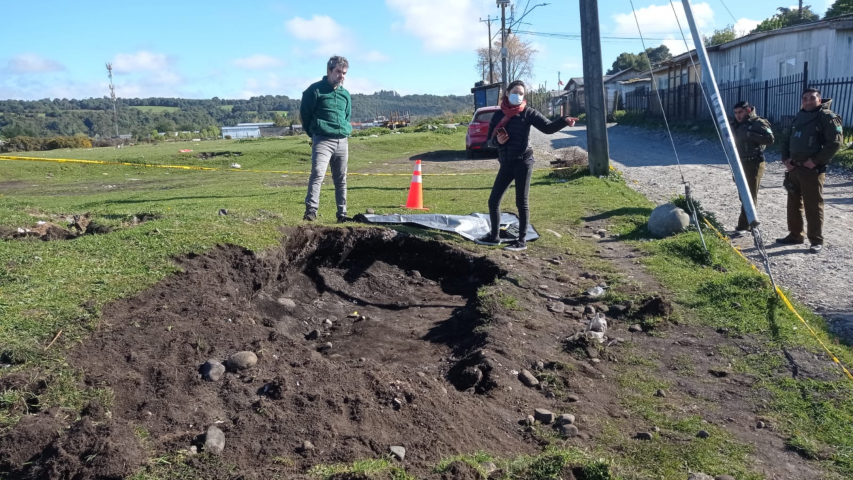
[715,476,736,480]
[205,426,226,455]
[518,369,540,387]
[655,389,666,398]
[200,360,226,381]
[556,414,575,425]
[629,324,643,333]
[756,421,766,429]
[697,430,711,439]
[301,440,315,451]
[567,394,580,402]
[533,408,554,424]
[277,298,296,309]
[226,351,257,371]
[558,424,579,438]
[318,342,333,352]
[389,445,406,461]
[635,432,653,441]
[480,461,498,474]
[548,303,565,313]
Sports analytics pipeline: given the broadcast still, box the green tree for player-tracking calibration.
[272,112,290,127]
[752,6,819,33]
[826,0,853,17]
[606,45,671,75]
[704,25,739,46]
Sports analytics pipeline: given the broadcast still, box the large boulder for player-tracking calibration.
[648,203,690,238]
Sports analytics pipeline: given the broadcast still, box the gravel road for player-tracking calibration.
[530,125,853,340]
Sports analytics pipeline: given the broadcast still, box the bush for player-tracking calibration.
[224,135,232,140]
[351,127,392,138]
[0,135,92,153]
[835,148,853,169]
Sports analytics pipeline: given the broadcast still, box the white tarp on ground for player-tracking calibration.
[354,212,540,243]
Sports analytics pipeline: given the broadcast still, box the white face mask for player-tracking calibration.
[508,93,524,105]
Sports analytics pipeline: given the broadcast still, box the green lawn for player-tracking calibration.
[3,131,853,479]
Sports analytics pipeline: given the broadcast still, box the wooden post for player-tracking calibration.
[579,0,610,176]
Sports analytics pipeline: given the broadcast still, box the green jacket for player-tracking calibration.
[730,113,774,161]
[300,76,352,138]
[782,99,843,165]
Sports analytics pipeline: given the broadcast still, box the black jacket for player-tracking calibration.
[487,107,568,165]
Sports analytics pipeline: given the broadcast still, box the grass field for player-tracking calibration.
[3,130,853,479]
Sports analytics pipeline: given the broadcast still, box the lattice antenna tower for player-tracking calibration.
[106,63,119,138]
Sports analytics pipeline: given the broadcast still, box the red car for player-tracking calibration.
[465,106,500,159]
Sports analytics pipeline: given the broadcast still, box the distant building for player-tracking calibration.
[707,13,853,82]
[221,122,274,139]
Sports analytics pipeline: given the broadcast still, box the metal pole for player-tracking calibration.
[681,0,758,226]
[487,20,494,83]
[579,0,610,176]
[500,3,508,89]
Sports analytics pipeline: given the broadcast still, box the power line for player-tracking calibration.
[513,30,686,42]
[718,0,740,27]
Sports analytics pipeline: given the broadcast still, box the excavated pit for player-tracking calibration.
[0,226,529,480]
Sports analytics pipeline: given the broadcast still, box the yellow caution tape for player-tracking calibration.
[702,218,853,381]
[0,154,587,177]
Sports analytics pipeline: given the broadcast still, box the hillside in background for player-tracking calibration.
[0,90,473,139]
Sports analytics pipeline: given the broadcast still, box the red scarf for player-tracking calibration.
[493,97,526,137]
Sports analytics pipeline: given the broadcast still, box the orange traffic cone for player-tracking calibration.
[402,159,429,210]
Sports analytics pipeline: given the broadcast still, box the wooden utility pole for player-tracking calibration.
[499,0,509,89]
[579,0,610,176]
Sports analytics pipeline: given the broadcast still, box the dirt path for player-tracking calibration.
[531,125,853,341]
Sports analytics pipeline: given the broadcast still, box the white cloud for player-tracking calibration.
[286,15,353,57]
[386,0,491,52]
[111,51,172,73]
[7,53,65,74]
[233,54,285,70]
[733,17,760,35]
[612,1,719,55]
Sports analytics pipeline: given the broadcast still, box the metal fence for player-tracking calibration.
[625,64,853,128]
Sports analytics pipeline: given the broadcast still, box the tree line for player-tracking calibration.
[0,91,474,140]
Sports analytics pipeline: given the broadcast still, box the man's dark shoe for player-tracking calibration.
[810,244,823,254]
[337,214,352,223]
[776,235,805,245]
[303,210,317,222]
[503,240,528,252]
[474,234,500,246]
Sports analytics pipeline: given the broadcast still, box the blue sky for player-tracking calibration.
[0,0,836,100]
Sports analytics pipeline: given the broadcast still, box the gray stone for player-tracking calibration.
[648,203,690,238]
[585,346,599,359]
[756,420,765,429]
[200,360,226,381]
[608,305,629,316]
[635,432,652,441]
[301,440,315,451]
[655,389,666,398]
[583,305,596,315]
[697,430,711,439]
[651,426,661,433]
[480,461,498,474]
[518,369,540,387]
[305,329,320,340]
[277,298,297,309]
[538,284,549,290]
[226,351,257,371]
[558,424,579,438]
[524,415,536,426]
[533,408,554,424]
[629,324,643,333]
[534,361,545,370]
[204,426,226,455]
[567,394,580,402]
[548,303,565,313]
[318,342,333,352]
[556,414,575,425]
[366,208,375,214]
[323,319,333,327]
[389,446,406,461]
[687,474,714,480]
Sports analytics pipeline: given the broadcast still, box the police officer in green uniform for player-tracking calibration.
[777,88,844,253]
[730,101,774,234]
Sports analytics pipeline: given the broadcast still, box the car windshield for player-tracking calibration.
[473,111,495,123]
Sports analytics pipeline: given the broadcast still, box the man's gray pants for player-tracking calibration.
[304,135,348,218]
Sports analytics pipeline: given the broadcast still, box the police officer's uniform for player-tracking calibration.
[780,99,843,247]
[730,112,774,231]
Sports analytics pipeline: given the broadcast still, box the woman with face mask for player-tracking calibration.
[475,80,577,251]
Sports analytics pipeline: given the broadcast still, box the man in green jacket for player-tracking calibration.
[730,101,774,234]
[301,55,352,222]
[777,88,843,253]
